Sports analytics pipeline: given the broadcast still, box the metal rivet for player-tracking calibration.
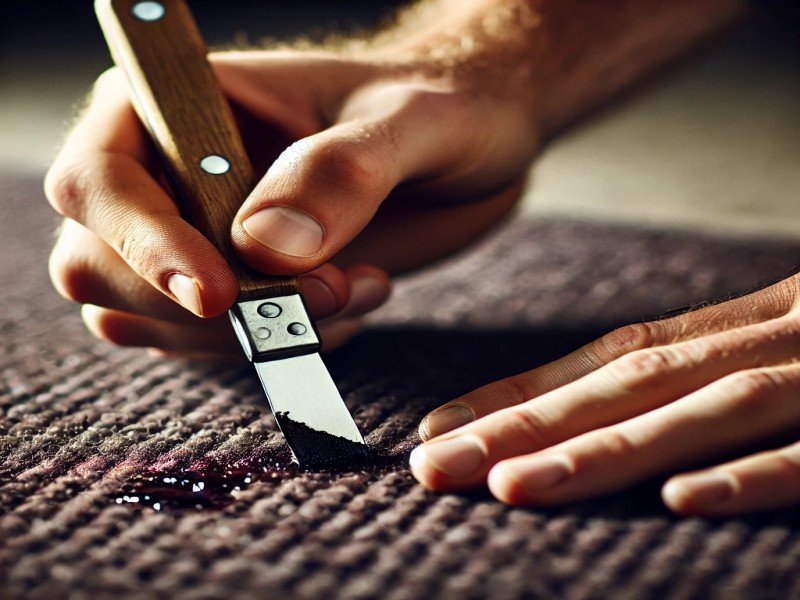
[131,1,166,22]
[287,323,307,336]
[257,302,282,318]
[199,155,230,175]
[254,327,272,340]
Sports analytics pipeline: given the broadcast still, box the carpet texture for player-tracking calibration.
[2,172,800,599]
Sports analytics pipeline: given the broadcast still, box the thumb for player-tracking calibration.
[231,83,475,274]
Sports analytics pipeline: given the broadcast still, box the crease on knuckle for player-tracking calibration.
[46,151,135,224]
[767,275,800,317]
[497,375,536,407]
[308,139,385,195]
[721,369,788,408]
[398,86,467,123]
[596,323,658,363]
[597,428,639,461]
[115,233,143,273]
[44,160,88,219]
[605,347,687,395]
[772,313,800,345]
[506,405,553,449]
[770,452,800,489]
[113,226,164,283]
[789,274,800,312]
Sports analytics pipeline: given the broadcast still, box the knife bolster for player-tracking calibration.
[229,294,321,362]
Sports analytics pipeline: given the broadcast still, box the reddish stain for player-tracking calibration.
[114,452,298,511]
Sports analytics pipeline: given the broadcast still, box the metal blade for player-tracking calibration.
[255,353,370,469]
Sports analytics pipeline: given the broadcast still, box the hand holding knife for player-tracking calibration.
[95,0,369,469]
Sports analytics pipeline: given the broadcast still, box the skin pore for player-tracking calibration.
[45,0,800,516]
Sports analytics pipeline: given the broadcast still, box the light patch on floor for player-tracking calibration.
[521,27,800,239]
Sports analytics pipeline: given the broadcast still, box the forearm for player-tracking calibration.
[366,0,748,136]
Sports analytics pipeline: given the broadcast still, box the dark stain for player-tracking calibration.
[112,421,392,512]
[274,410,372,471]
[113,451,299,511]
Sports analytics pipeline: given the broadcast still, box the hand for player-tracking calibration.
[411,275,800,516]
[44,46,536,358]
[43,0,743,359]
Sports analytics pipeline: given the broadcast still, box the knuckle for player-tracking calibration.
[113,225,164,280]
[369,82,467,123]
[772,314,800,341]
[605,347,687,394]
[117,234,144,271]
[45,152,127,223]
[770,453,800,489]
[307,138,385,193]
[493,375,536,406]
[399,85,465,118]
[790,274,800,311]
[44,161,86,218]
[770,274,800,316]
[597,428,639,461]
[505,405,553,449]
[48,245,93,304]
[596,323,658,362]
[721,369,787,405]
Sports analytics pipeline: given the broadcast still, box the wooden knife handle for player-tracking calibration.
[95,0,300,301]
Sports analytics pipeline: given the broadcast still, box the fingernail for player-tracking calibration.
[242,206,323,257]
[420,404,475,441]
[505,455,572,493]
[412,435,486,479]
[300,276,338,317]
[666,473,734,509]
[346,276,388,315]
[167,274,202,316]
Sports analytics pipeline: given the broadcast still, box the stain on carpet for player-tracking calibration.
[2,173,800,599]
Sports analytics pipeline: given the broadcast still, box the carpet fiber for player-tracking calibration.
[2,172,800,599]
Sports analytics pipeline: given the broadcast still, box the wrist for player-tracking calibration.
[359,0,542,113]
[531,0,748,136]
[359,0,746,140]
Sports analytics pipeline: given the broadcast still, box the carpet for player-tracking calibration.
[2,172,800,599]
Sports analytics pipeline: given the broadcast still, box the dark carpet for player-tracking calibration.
[2,172,800,599]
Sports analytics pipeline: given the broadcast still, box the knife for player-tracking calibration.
[95,0,370,469]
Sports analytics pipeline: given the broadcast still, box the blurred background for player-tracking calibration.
[1,0,797,238]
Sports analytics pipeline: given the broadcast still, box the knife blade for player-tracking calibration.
[95,0,369,469]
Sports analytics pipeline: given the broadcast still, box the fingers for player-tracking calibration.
[44,69,237,318]
[210,50,365,142]
[231,82,481,275]
[419,279,799,440]
[411,317,800,490]
[78,264,389,355]
[81,305,239,353]
[486,364,800,507]
[663,442,800,516]
[50,219,390,325]
[50,219,199,323]
[418,338,613,441]
[313,265,392,351]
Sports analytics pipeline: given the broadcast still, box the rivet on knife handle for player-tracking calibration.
[95,0,370,469]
